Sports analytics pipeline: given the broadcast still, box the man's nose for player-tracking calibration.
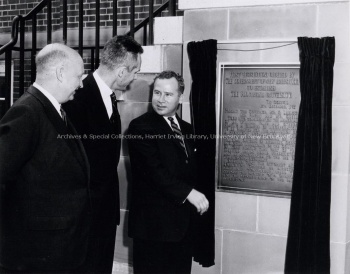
[158,94,165,103]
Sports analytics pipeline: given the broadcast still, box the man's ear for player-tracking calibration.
[179,93,184,104]
[116,66,127,79]
[56,65,64,83]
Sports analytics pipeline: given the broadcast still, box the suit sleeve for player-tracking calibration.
[128,120,193,204]
[0,104,39,190]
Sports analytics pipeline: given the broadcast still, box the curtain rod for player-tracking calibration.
[217,40,298,44]
[216,40,298,51]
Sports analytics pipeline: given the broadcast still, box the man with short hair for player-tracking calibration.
[63,35,143,273]
[128,70,209,274]
[0,43,89,273]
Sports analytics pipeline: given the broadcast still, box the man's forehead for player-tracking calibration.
[155,77,177,85]
[154,79,180,93]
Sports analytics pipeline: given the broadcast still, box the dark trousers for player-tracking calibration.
[0,235,116,274]
[133,236,193,274]
[0,265,85,274]
[80,235,117,274]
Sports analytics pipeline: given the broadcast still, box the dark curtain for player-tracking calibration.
[285,37,335,274]
[187,39,217,267]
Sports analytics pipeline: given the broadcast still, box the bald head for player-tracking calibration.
[35,43,85,103]
[36,43,81,76]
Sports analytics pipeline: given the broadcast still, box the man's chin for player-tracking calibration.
[152,106,165,116]
[117,84,128,92]
[69,92,76,100]
[64,95,74,103]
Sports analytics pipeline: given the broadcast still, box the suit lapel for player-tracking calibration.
[28,86,68,135]
[177,115,194,158]
[152,112,174,135]
[66,116,90,182]
[152,112,189,158]
[85,74,110,122]
[84,74,121,134]
[27,86,89,178]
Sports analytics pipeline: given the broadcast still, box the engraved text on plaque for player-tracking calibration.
[217,65,300,196]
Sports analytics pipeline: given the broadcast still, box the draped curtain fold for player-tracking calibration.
[285,36,335,274]
[187,39,217,267]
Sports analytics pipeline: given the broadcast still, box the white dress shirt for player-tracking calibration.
[33,82,62,118]
[93,71,114,118]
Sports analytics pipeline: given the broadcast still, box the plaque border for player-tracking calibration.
[216,63,300,198]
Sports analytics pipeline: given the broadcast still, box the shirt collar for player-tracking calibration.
[33,82,61,116]
[163,115,180,129]
[93,70,113,97]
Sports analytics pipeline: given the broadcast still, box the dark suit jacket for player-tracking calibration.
[0,86,91,271]
[127,111,197,242]
[63,73,121,236]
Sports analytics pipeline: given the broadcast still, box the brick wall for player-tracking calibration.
[11,56,95,100]
[0,0,183,33]
[0,0,183,103]
[0,0,61,33]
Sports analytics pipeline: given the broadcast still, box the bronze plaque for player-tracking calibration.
[217,64,300,196]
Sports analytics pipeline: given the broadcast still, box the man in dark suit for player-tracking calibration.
[0,43,90,273]
[63,35,143,273]
[128,70,209,274]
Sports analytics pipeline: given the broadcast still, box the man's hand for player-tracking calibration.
[186,189,209,215]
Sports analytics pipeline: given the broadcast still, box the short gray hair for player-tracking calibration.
[35,43,80,74]
[100,35,143,72]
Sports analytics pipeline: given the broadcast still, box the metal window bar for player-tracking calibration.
[168,0,176,16]
[126,0,171,39]
[130,0,135,38]
[95,0,100,70]
[113,0,118,37]
[19,20,25,96]
[63,0,67,44]
[31,15,37,83]
[47,0,52,43]
[143,25,147,45]
[79,0,84,56]
[4,50,12,111]
[148,0,154,45]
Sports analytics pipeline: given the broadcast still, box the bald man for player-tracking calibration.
[0,43,91,273]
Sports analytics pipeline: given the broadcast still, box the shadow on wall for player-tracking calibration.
[115,76,155,266]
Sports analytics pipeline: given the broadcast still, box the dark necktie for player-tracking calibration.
[168,117,188,157]
[110,93,119,124]
[60,106,67,126]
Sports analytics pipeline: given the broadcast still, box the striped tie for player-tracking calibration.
[168,117,188,157]
[60,106,67,126]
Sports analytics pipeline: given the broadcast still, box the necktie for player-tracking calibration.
[168,117,188,157]
[110,93,119,124]
[60,107,67,126]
